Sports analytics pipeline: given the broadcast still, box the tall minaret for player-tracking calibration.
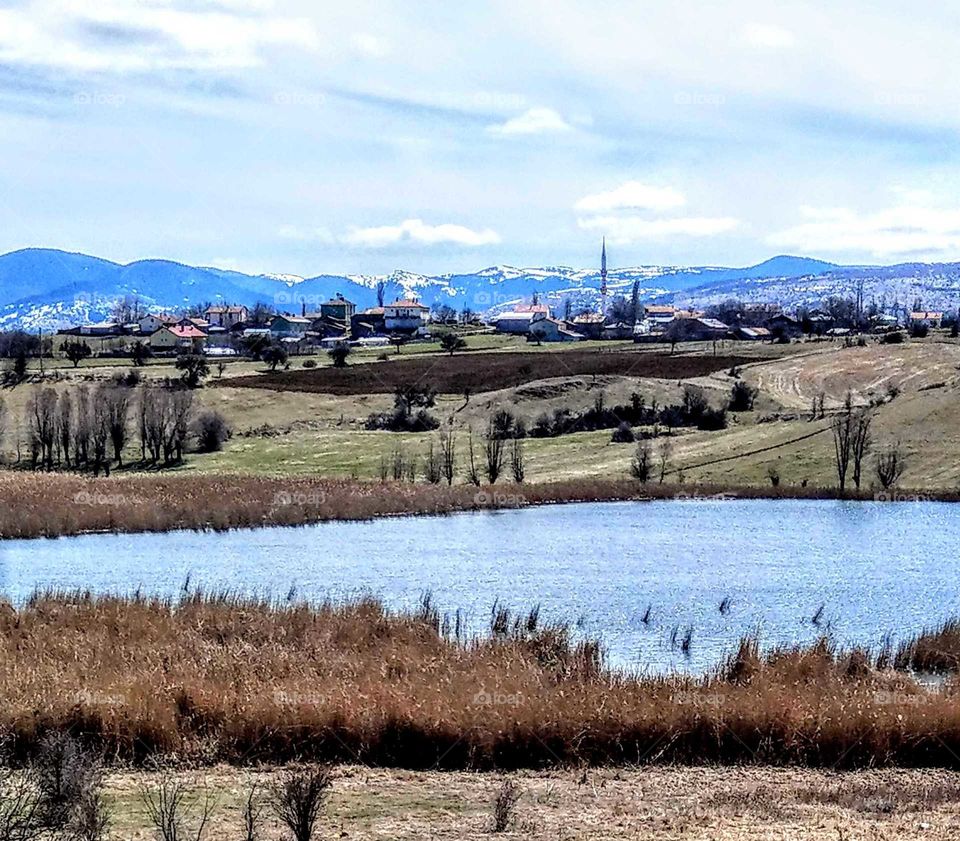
[600,237,608,316]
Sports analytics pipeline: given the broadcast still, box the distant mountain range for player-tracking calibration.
[0,248,958,331]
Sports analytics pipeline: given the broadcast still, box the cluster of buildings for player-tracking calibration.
[54,238,952,355]
[489,301,946,344]
[58,295,434,356]
[489,302,734,342]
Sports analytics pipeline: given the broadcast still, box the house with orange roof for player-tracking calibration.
[149,324,208,353]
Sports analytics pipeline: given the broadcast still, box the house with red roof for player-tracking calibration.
[149,324,208,353]
[384,299,430,335]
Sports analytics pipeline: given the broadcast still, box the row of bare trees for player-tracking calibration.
[5,385,197,473]
[379,422,527,486]
[831,392,906,492]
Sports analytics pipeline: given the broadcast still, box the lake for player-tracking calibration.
[1,498,957,672]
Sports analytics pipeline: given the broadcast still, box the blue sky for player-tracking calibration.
[2,0,960,276]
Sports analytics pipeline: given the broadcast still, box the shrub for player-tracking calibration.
[440,333,467,355]
[611,422,635,443]
[365,384,439,432]
[328,344,351,368]
[141,776,214,841]
[262,345,288,371]
[697,407,727,431]
[880,330,904,344]
[909,322,929,339]
[35,732,104,834]
[193,410,231,453]
[492,779,521,833]
[270,767,331,841]
[629,441,652,482]
[728,380,758,412]
[302,359,317,369]
[175,354,209,388]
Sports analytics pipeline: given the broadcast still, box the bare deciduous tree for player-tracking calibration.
[510,438,525,483]
[73,386,92,468]
[26,387,57,469]
[876,442,907,489]
[424,439,442,484]
[483,416,506,484]
[103,387,131,467]
[630,440,652,482]
[851,409,873,490]
[465,429,481,487]
[658,438,673,484]
[831,392,855,494]
[439,428,457,486]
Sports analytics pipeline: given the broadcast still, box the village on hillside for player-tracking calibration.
[50,279,951,361]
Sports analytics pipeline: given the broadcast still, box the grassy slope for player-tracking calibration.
[3,335,960,492]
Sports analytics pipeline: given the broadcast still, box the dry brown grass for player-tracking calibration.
[895,620,960,673]
[3,592,960,770]
[85,764,960,840]
[3,472,955,540]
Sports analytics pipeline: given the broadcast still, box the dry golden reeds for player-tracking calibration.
[0,591,959,769]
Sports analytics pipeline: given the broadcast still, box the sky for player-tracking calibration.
[2,0,960,277]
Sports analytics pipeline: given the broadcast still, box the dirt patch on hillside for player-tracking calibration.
[750,341,960,410]
[223,350,751,395]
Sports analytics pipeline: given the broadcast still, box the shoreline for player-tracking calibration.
[1,472,957,541]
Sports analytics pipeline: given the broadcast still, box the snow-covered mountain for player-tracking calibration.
[1,248,957,331]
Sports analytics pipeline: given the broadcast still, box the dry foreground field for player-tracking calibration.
[101,766,960,840]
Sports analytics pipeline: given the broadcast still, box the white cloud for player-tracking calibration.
[769,201,960,259]
[0,2,319,73]
[342,219,501,248]
[579,214,739,244]
[487,107,572,136]
[742,23,796,49]
[575,181,687,213]
[351,33,388,58]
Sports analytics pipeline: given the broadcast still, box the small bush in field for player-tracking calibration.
[270,766,332,841]
[611,422,635,443]
[492,779,521,832]
[141,776,215,841]
[302,359,317,369]
[728,380,758,412]
[193,410,231,453]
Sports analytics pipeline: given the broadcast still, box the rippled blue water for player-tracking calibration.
[2,499,958,672]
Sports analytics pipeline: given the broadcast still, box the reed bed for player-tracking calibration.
[895,619,960,673]
[2,472,951,540]
[2,591,960,769]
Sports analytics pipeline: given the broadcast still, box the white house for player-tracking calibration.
[530,317,583,342]
[205,305,248,329]
[492,304,549,334]
[641,305,677,329]
[384,300,430,334]
[138,313,177,335]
